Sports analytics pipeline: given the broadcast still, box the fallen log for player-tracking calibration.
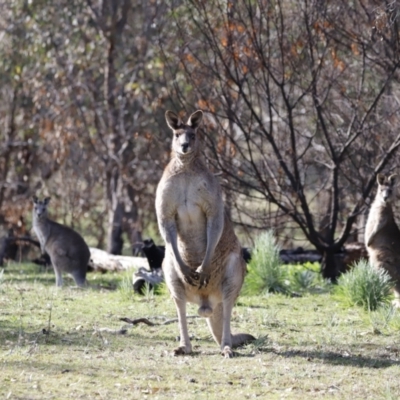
[88,247,149,273]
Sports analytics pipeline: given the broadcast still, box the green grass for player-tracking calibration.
[286,262,331,294]
[243,231,289,295]
[335,260,394,311]
[1,262,400,399]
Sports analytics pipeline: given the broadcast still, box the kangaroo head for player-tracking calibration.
[32,196,51,219]
[165,110,203,158]
[376,173,397,204]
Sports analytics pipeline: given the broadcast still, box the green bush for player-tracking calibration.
[243,231,289,295]
[287,262,331,293]
[335,260,394,311]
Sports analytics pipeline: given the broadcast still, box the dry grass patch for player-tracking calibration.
[0,262,400,399]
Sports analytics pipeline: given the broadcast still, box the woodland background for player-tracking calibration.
[2,0,400,280]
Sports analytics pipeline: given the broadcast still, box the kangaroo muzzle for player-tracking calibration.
[181,143,190,153]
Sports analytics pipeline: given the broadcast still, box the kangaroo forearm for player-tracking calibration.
[201,220,223,272]
[163,222,187,270]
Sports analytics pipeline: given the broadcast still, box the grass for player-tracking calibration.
[335,260,394,311]
[286,262,331,294]
[244,231,289,295]
[1,262,400,399]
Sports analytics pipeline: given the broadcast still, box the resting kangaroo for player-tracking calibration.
[155,110,255,358]
[365,173,400,306]
[32,196,90,287]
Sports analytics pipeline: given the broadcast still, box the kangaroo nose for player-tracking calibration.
[182,143,189,152]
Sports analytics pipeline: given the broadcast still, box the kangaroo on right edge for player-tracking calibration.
[32,196,90,287]
[155,110,255,358]
[365,173,400,306]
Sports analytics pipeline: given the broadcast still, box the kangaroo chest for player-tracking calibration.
[33,221,48,248]
[175,177,210,228]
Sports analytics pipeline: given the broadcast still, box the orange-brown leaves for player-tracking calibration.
[197,99,215,113]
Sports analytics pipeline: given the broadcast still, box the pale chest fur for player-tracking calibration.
[33,217,49,249]
[175,174,215,224]
[365,205,381,243]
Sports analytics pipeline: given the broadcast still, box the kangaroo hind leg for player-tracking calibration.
[173,296,192,355]
[71,269,87,288]
[52,260,63,287]
[206,298,235,358]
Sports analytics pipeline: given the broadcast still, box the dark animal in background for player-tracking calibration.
[132,239,165,294]
[0,229,18,266]
[32,196,91,287]
[241,247,252,264]
[141,238,165,271]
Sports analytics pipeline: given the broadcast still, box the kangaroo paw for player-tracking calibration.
[221,346,233,359]
[173,346,191,356]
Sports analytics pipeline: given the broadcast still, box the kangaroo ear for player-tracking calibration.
[187,110,203,130]
[32,196,38,204]
[44,197,51,205]
[377,173,386,186]
[388,174,397,186]
[165,111,183,131]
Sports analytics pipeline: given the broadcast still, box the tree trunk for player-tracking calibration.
[106,167,124,255]
[105,172,144,255]
[107,200,124,255]
[320,249,345,282]
[124,185,143,256]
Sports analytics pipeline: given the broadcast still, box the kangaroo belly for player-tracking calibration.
[176,202,207,266]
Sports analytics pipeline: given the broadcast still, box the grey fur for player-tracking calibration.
[32,196,90,287]
[365,173,400,306]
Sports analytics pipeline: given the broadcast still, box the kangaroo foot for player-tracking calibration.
[221,346,233,359]
[173,345,192,356]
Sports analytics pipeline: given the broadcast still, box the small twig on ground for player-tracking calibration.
[120,315,200,326]
[119,317,156,326]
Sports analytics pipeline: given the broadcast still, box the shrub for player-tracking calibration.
[335,260,394,311]
[243,231,288,295]
[287,262,331,293]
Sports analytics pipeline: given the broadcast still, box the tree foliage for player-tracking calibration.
[162,0,400,279]
[1,0,400,277]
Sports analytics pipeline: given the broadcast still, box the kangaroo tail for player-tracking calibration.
[232,333,256,348]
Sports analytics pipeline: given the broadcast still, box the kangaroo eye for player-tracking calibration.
[190,134,195,140]
[175,133,180,138]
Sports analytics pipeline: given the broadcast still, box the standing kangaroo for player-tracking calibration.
[365,173,400,306]
[32,196,90,287]
[155,110,255,358]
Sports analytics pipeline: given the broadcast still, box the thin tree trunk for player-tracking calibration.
[320,249,345,282]
[106,167,124,255]
[125,185,143,256]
